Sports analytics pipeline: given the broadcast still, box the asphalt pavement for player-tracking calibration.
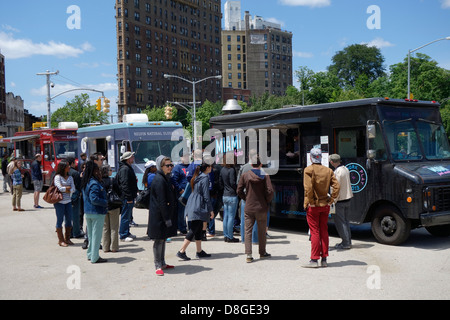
[0,181,450,301]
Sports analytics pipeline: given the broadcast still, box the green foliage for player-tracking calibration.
[50,93,109,128]
[185,100,223,136]
[143,105,179,122]
[328,44,386,87]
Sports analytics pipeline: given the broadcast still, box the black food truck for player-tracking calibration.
[209,98,450,245]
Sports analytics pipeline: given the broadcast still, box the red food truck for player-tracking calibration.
[0,122,78,189]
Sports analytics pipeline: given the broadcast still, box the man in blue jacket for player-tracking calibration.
[171,153,189,234]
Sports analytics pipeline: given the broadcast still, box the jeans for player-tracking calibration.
[119,199,134,239]
[3,173,9,191]
[222,196,238,239]
[71,197,82,237]
[207,198,218,235]
[334,200,352,246]
[306,206,330,260]
[177,202,187,234]
[86,213,106,263]
[54,202,73,229]
[153,239,167,269]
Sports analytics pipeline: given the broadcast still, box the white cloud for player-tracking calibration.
[1,24,20,33]
[441,0,450,9]
[362,37,395,49]
[265,17,285,28]
[278,0,331,8]
[0,32,94,59]
[293,50,314,58]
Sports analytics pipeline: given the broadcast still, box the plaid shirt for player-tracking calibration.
[11,169,22,186]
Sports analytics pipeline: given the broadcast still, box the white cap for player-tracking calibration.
[145,160,157,168]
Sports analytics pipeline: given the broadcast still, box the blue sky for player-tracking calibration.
[0,0,449,120]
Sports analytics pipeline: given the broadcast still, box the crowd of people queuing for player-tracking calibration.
[1,146,354,274]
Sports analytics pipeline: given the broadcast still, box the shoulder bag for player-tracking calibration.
[43,177,63,204]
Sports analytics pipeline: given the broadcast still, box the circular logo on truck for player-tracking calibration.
[346,163,368,193]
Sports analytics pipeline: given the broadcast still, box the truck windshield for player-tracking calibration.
[55,141,78,159]
[132,140,180,164]
[383,119,450,161]
[416,120,450,160]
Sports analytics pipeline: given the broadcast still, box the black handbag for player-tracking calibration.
[107,176,122,209]
[135,188,150,209]
[108,189,123,208]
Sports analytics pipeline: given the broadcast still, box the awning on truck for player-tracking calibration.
[0,134,40,143]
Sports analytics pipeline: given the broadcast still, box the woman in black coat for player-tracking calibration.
[147,155,177,276]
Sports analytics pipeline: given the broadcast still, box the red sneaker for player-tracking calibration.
[155,269,164,276]
[162,264,174,269]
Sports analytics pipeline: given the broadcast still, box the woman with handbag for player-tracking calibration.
[82,161,108,263]
[101,165,121,253]
[53,160,75,247]
[11,160,24,212]
[176,162,214,261]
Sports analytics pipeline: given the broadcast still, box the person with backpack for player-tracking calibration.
[237,155,274,263]
[302,148,340,268]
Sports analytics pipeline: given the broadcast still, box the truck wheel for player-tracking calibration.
[371,205,411,245]
[425,225,450,237]
[23,174,32,190]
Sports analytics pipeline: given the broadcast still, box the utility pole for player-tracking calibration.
[36,70,59,128]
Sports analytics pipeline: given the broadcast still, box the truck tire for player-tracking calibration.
[23,174,32,190]
[371,204,411,245]
[425,225,450,237]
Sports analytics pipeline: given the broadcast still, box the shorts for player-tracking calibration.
[33,180,43,192]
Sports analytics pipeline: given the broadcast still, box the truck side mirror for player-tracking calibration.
[367,124,376,139]
[367,149,376,159]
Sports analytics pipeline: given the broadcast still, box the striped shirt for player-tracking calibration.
[54,174,75,204]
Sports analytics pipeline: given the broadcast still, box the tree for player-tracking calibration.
[328,44,386,87]
[185,100,223,136]
[389,53,450,100]
[50,94,109,128]
[143,105,179,122]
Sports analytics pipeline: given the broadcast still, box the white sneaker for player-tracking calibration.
[121,237,134,242]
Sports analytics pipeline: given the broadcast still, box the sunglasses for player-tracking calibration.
[164,164,174,168]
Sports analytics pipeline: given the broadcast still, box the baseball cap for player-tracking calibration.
[310,148,322,164]
[145,160,157,168]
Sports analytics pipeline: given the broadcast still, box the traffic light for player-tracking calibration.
[164,105,174,120]
[96,98,102,111]
[103,98,110,113]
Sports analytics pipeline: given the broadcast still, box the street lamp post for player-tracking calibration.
[37,70,59,128]
[407,36,450,99]
[163,74,222,150]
